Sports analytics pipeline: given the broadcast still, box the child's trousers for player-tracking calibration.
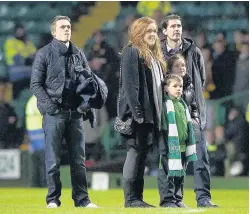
[157,131,186,205]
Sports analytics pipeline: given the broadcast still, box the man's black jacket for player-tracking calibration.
[30,38,107,126]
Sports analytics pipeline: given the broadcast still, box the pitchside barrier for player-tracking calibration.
[0,153,248,189]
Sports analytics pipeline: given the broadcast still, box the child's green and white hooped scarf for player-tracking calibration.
[162,95,197,177]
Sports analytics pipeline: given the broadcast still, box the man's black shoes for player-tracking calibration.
[125,200,155,208]
[161,202,179,208]
[125,199,219,208]
[176,201,188,208]
[197,200,219,208]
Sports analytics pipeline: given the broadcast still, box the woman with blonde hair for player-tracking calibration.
[117,17,166,207]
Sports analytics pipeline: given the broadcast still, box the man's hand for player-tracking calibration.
[134,117,144,124]
[134,106,144,124]
[47,103,58,115]
[8,116,16,124]
[89,57,106,71]
[54,109,60,114]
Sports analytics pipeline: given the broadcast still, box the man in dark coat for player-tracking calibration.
[0,78,20,149]
[158,14,218,208]
[30,16,107,208]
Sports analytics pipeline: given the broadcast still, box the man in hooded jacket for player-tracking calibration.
[157,14,218,208]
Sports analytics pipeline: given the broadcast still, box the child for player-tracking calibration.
[159,74,197,208]
[167,54,201,144]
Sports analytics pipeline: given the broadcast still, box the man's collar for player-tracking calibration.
[52,38,79,55]
[166,41,183,52]
[64,42,70,49]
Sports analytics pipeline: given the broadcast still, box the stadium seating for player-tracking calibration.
[0,20,14,34]
[0,4,9,19]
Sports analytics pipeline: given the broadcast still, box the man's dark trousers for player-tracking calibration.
[193,130,211,204]
[43,110,90,207]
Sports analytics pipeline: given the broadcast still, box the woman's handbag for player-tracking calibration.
[114,64,134,135]
[114,116,134,135]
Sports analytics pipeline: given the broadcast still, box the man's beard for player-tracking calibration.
[168,36,181,43]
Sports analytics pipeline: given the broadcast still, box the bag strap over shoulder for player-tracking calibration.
[116,62,122,117]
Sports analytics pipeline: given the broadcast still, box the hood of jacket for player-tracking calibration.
[160,37,195,60]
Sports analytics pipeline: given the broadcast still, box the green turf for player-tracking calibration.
[0,188,248,214]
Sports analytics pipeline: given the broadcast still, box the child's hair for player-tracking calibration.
[164,74,183,86]
[167,54,186,72]
[164,73,183,86]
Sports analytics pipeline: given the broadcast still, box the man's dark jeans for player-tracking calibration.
[193,130,211,203]
[43,110,90,206]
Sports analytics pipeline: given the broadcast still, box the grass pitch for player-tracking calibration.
[0,188,248,214]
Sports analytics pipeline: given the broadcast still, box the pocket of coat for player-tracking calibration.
[191,119,201,143]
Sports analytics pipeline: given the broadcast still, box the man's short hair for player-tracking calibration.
[50,15,71,35]
[162,14,181,29]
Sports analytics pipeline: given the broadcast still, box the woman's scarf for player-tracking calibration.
[150,56,164,130]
